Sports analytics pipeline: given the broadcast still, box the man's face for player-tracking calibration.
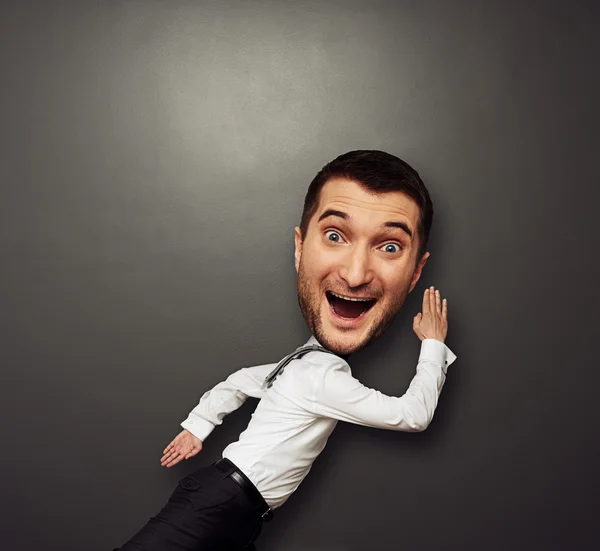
[295,178,429,356]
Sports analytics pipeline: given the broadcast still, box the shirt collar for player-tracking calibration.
[304,334,322,347]
[303,334,349,362]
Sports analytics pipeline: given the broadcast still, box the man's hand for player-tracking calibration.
[413,286,448,343]
[160,429,203,468]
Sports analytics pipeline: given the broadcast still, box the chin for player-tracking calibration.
[298,284,387,357]
[317,319,375,357]
[322,337,366,357]
[317,296,397,357]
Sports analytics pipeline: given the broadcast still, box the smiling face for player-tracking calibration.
[295,177,430,356]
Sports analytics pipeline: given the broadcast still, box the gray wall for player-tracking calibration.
[2,1,599,550]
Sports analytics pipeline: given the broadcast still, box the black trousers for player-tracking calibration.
[115,460,269,550]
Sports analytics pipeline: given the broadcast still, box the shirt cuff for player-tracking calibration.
[419,339,458,374]
[181,414,216,442]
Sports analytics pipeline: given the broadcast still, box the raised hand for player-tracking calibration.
[160,429,203,468]
[413,286,448,343]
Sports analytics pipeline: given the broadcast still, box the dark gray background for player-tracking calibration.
[1,1,599,550]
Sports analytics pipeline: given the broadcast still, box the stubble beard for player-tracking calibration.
[296,257,411,357]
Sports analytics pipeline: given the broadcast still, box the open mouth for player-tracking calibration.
[326,291,377,320]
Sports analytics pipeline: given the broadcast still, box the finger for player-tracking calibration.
[429,286,435,314]
[413,313,424,337]
[442,298,447,318]
[164,451,182,468]
[164,434,184,453]
[162,447,180,463]
[184,448,199,460]
[435,289,441,314]
[172,445,185,457]
[161,448,176,461]
[160,450,176,465]
[422,289,430,315]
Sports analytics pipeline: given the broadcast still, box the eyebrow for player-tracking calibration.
[317,209,413,241]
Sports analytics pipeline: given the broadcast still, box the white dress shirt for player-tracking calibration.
[181,335,457,509]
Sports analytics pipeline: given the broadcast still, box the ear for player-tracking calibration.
[294,226,303,273]
[408,252,430,294]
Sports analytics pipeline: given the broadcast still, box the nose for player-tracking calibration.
[337,246,375,289]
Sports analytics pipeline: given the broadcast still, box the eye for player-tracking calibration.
[381,243,402,254]
[325,230,344,243]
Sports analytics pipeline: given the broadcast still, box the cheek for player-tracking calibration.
[380,272,411,297]
[303,245,337,277]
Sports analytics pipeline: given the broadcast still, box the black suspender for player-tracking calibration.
[261,344,337,390]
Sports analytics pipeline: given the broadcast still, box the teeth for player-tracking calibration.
[330,291,373,302]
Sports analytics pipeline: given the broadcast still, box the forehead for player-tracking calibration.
[315,178,421,229]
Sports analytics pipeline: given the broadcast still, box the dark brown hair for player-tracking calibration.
[299,150,434,262]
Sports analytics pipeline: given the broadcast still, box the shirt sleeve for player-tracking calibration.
[312,339,457,432]
[180,362,278,441]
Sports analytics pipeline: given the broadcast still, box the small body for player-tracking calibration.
[115,150,457,550]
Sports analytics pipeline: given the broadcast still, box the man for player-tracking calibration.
[115,150,457,550]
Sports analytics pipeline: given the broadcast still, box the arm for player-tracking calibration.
[312,338,456,432]
[161,361,277,468]
[313,285,456,432]
[180,361,278,441]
